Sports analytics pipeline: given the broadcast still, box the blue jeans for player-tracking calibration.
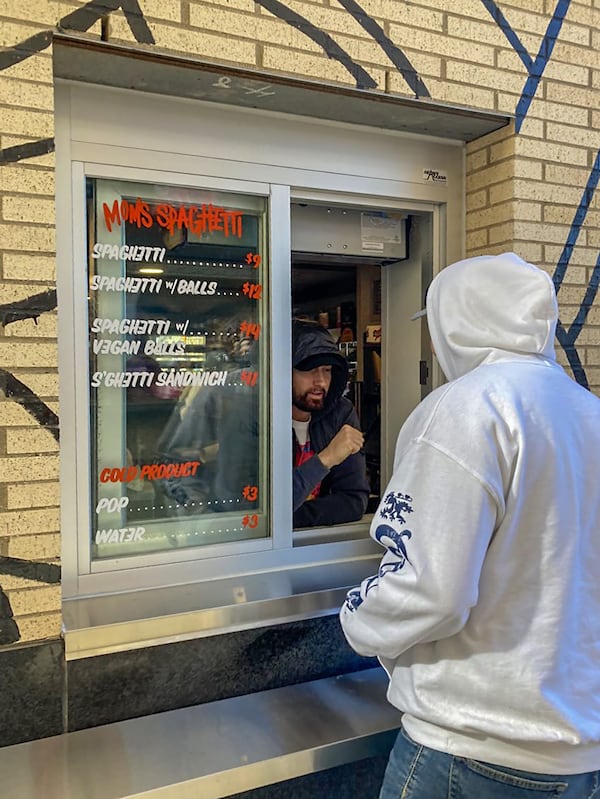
[379,727,600,799]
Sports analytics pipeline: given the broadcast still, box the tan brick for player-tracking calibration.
[0,107,53,138]
[574,326,600,346]
[446,61,523,94]
[545,82,597,108]
[516,117,544,139]
[3,314,58,339]
[488,221,514,245]
[189,4,319,51]
[0,1,58,24]
[583,306,600,326]
[0,341,58,368]
[514,200,542,222]
[0,79,54,112]
[466,189,488,212]
[544,163,595,185]
[467,203,515,231]
[562,5,600,30]
[263,46,382,88]
[12,371,59,398]
[2,196,55,225]
[0,164,55,195]
[466,229,488,251]
[585,348,600,366]
[388,26,496,67]
[222,1,366,42]
[512,179,586,205]
[553,284,592,304]
[514,220,579,246]
[492,0,545,10]
[487,182,514,208]
[134,0,181,22]
[0,283,50,304]
[544,53,591,87]
[208,0,257,10]
[6,481,60,509]
[545,245,600,268]
[0,223,55,252]
[13,610,61,643]
[0,454,60,483]
[8,584,60,616]
[489,138,517,164]
[467,126,516,160]
[546,121,600,150]
[114,18,257,65]
[466,148,488,171]
[0,51,53,84]
[466,162,513,192]
[446,15,505,47]
[513,159,543,181]
[4,534,60,561]
[415,78,495,111]
[343,39,442,76]
[0,21,51,48]
[0,506,60,535]
[2,253,56,281]
[507,96,589,127]
[0,401,37,426]
[6,428,59,454]
[347,0,444,30]
[543,205,582,225]
[514,242,543,265]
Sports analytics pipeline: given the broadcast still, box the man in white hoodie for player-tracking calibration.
[340,253,600,798]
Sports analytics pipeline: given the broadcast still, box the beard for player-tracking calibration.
[293,387,327,413]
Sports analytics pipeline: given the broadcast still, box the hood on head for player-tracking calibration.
[425,252,558,382]
[292,320,349,411]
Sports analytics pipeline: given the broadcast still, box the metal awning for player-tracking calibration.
[53,35,511,142]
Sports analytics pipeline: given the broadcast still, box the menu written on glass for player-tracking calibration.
[87,182,268,559]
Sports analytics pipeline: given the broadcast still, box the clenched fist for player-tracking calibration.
[318,424,364,470]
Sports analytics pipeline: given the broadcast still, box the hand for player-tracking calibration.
[318,424,364,470]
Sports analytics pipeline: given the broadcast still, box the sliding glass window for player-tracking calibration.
[87,177,269,559]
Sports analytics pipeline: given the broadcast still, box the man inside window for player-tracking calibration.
[292,320,369,528]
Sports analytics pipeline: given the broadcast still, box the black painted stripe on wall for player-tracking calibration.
[255,0,377,89]
[0,588,20,645]
[0,137,55,165]
[58,0,155,43]
[0,370,59,441]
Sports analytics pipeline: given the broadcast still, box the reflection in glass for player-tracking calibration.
[87,178,268,559]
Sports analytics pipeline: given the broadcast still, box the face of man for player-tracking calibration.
[292,365,332,418]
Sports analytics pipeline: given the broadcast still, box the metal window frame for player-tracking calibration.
[55,85,458,633]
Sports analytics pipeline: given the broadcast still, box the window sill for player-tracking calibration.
[62,554,379,660]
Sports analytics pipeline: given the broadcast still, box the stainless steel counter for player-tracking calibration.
[1,667,400,799]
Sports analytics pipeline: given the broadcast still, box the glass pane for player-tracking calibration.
[86,177,269,559]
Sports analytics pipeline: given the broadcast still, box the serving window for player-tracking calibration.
[87,177,269,559]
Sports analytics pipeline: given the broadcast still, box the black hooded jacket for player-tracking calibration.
[292,321,370,528]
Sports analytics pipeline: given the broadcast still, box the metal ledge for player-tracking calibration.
[1,668,400,799]
[53,35,511,142]
[63,557,380,659]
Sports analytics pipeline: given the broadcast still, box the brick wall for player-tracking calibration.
[1,0,599,644]
[0,4,60,644]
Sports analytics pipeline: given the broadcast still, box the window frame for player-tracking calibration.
[60,157,441,599]
[55,84,460,606]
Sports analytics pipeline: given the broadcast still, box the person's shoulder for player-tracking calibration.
[318,395,358,428]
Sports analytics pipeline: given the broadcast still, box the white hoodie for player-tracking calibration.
[340,253,600,773]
